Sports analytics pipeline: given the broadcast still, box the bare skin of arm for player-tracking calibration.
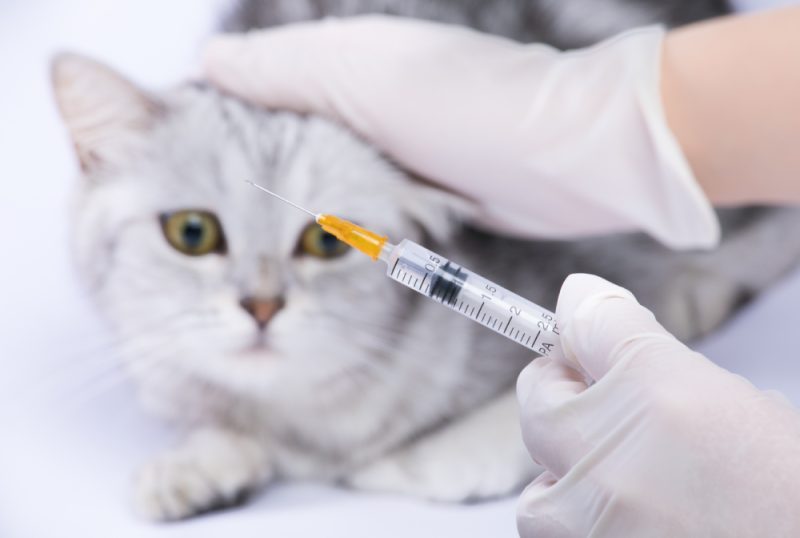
[662,6,800,206]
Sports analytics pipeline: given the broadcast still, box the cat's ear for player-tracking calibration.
[50,53,163,174]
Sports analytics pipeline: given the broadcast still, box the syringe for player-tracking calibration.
[247,181,560,357]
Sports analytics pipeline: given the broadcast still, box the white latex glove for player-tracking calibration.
[516,273,800,537]
[204,16,719,249]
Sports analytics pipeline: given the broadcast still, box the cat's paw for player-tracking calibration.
[133,428,271,521]
[346,446,536,502]
[346,391,539,502]
[346,453,475,501]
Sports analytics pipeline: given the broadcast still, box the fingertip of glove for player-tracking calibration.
[557,273,694,381]
[558,274,637,315]
[556,274,640,376]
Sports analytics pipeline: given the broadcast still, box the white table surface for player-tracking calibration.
[2,0,798,536]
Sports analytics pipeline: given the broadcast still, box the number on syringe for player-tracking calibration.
[482,283,496,302]
[424,254,440,273]
[539,312,560,335]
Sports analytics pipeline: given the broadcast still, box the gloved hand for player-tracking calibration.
[204,16,719,249]
[516,273,800,537]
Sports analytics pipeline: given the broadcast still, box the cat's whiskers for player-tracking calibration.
[307,306,458,399]
[17,308,217,412]
[19,308,191,385]
[54,346,176,414]
[43,329,207,412]
[305,320,403,387]
[313,305,442,357]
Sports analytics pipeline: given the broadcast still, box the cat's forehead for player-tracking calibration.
[140,85,408,226]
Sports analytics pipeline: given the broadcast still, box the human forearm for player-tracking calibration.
[662,6,800,206]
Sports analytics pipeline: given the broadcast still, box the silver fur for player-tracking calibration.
[223,0,731,47]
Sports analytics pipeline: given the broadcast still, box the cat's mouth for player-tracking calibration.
[236,332,274,357]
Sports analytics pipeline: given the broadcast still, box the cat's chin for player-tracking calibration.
[234,342,277,360]
[222,330,280,360]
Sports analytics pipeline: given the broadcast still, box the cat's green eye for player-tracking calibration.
[159,210,227,257]
[298,222,349,259]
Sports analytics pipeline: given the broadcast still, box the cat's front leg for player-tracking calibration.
[133,427,271,521]
[346,388,540,502]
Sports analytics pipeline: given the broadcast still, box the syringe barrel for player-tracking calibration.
[384,239,561,357]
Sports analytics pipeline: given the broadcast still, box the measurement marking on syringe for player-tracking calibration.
[525,334,532,345]
[469,306,475,316]
[503,316,513,334]
[481,312,487,322]
[531,331,541,348]
[391,258,400,276]
[492,319,499,329]
[476,303,484,319]
[419,273,429,291]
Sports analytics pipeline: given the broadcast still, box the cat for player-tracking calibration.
[51,0,800,522]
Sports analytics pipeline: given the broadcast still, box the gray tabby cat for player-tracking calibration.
[51,0,800,522]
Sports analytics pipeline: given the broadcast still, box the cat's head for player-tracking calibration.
[51,53,473,400]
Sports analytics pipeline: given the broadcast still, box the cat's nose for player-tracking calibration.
[239,296,285,330]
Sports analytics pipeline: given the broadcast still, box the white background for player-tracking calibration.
[1,0,799,536]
